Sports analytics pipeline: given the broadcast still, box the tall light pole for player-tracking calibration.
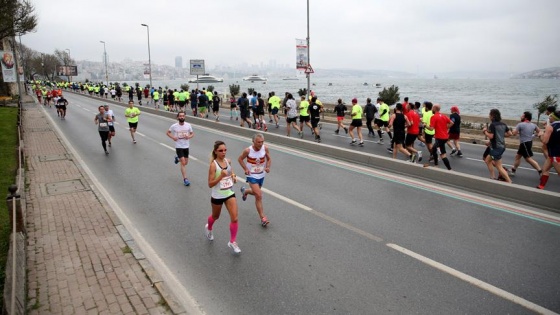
[65,48,72,82]
[99,41,109,86]
[141,23,153,89]
[306,0,311,102]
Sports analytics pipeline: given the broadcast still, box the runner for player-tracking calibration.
[388,103,414,160]
[375,98,392,144]
[238,133,272,227]
[405,102,422,161]
[482,109,512,182]
[298,95,313,136]
[212,91,221,121]
[230,95,238,120]
[510,111,542,176]
[238,93,252,127]
[205,140,241,254]
[309,96,323,142]
[269,91,282,128]
[166,111,194,186]
[448,105,463,157]
[103,104,115,146]
[364,98,377,137]
[333,99,348,135]
[426,104,453,170]
[537,110,560,189]
[198,89,209,118]
[285,93,303,138]
[56,95,68,119]
[94,105,110,155]
[124,100,141,144]
[257,93,268,131]
[422,102,436,160]
[348,98,364,146]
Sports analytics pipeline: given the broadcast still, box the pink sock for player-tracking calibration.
[229,222,238,243]
[207,215,216,230]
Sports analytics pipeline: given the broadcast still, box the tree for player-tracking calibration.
[297,88,307,97]
[229,84,240,97]
[533,94,558,125]
[0,0,38,39]
[180,84,189,91]
[248,87,255,95]
[207,85,214,92]
[378,85,400,105]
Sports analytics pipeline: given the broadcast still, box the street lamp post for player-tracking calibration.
[141,23,153,89]
[65,48,72,82]
[306,0,311,102]
[99,41,109,86]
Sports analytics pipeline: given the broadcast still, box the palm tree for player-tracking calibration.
[229,84,240,97]
[533,94,558,125]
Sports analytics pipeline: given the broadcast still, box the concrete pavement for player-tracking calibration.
[23,100,181,314]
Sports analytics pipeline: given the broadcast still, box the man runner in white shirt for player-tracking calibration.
[166,111,194,186]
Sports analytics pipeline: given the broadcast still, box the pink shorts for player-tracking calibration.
[337,117,344,122]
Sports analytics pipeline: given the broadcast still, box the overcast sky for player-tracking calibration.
[22,0,560,74]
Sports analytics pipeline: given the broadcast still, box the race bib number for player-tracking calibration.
[99,122,108,127]
[250,164,264,174]
[219,176,233,190]
[108,122,114,126]
[178,132,188,139]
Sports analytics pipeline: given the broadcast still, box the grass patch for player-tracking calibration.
[0,107,19,313]
[122,245,132,254]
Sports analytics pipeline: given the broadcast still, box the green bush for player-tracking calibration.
[378,85,400,106]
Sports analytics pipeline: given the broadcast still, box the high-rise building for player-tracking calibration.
[175,56,182,68]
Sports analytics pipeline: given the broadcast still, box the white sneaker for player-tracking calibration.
[205,224,214,241]
[228,241,241,254]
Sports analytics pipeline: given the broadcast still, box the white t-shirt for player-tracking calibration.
[106,109,114,125]
[169,122,193,149]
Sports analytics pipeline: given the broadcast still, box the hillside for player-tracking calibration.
[511,67,560,79]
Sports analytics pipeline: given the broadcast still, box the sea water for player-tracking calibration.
[123,77,559,119]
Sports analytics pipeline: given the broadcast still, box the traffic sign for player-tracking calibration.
[304,64,314,74]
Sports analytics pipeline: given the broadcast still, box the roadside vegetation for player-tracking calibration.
[0,107,19,312]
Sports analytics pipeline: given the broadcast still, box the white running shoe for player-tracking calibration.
[205,224,214,241]
[228,241,241,254]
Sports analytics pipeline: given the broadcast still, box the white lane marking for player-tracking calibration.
[465,157,556,175]
[261,187,384,242]
[387,243,558,315]
[136,132,145,137]
[39,104,204,315]
[82,107,91,112]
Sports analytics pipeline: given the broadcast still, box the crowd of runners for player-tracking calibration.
[30,80,560,254]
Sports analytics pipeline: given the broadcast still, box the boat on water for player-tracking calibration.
[363,82,368,86]
[187,75,224,83]
[375,83,381,88]
[282,77,299,81]
[243,74,268,82]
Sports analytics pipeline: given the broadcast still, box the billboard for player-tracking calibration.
[190,59,205,75]
[1,51,16,82]
[57,65,78,76]
[296,39,308,70]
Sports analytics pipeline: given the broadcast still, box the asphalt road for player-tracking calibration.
[40,94,560,314]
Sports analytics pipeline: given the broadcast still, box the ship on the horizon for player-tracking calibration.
[188,74,224,83]
[243,74,268,82]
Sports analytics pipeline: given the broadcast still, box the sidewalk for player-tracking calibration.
[23,101,175,314]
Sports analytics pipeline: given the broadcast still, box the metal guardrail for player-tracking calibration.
[5,98,26,315]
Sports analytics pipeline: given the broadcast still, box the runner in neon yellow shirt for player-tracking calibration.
[124,100,141,143]
[298,96,313,135]
[349,98,364,146]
